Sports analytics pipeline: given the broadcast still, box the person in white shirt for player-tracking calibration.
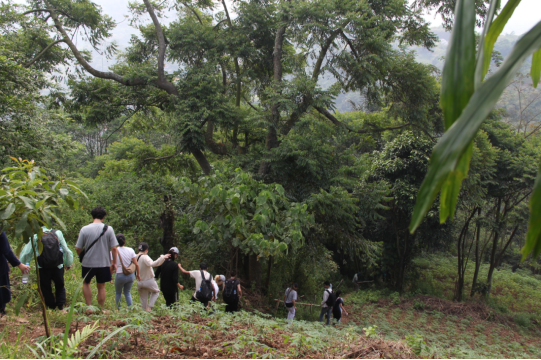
[284,283,298,324]
[179,261,212,307]
[319,281,333,325]
[135,242,170,312]
[114,234,140,309]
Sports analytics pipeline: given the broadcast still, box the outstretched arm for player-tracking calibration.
[178,263,191,275]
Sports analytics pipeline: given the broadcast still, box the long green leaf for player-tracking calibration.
[14,293,28,316]
[438,0,476,222]
[440,0,476,130]
[474,0,500,88]
[410,20,541,233]
[482,0,521,79]
[532,48,541,88]
[521,163,541,259]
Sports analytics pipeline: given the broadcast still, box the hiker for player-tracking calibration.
[19,226,73,310]
[352,272,361,291]
[179,262,213,308]
[155,247,184,308]
[136,242,170,311]
[208,275,223,313]
[319,281,335,325]
[75,206,118,312]
[222,271,242,312]
[284,283,298,324]
[0,232,30,316]
[212,275,224,302]
[114,234,140,309]
[333,290,348,324]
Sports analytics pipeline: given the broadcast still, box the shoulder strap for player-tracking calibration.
[85,224,108,254]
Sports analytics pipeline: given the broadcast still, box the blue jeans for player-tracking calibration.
[319,306,332,325]
[114,273,135,308]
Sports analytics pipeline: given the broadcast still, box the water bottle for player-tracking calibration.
[59,245,64,254]
[22,263,30,284]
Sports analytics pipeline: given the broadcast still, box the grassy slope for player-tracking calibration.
[2,251,541,358]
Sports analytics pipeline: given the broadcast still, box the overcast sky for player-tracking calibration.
[12,0,541,70]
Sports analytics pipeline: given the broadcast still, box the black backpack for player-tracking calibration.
[38,230,63,269]
[223,279,238,303]
[195,271,213,302]
[325,289,336,308]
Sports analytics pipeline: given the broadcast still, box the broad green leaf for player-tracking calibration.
[256,195,267,205]
[17,195,35,210]
[532,48,541,88]
[15,210,30,237]
[440,0,476,130]
[410,20,541,233]
[521,163,541,259]
[0,203,15,220]
[482,0,521,79]
[278,243,287,251]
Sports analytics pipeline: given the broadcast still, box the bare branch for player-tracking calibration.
[24,39,65,68]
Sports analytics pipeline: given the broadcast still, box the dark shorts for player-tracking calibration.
[82,266,112,284]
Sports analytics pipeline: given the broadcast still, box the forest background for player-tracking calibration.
[1,0,541,316]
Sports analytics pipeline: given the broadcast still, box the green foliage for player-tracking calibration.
[178,167,313,259]
[405,333,428,356]
[363,325,378,338]
[0,158,85,239]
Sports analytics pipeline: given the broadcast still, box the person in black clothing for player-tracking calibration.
[333,290,348,324]
[223,271,242,313]
[155,247,184,307]
[0,232,30,316]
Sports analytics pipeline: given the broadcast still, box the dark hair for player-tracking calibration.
[168,250,178,260]
[230,270,237,277]
[200,262,208,270]
[91,206,107,220]
[324,281,330,286]
[138,242,149,252]
[116,234,126,247]
[293,283,299,289]
[335,290,342,297]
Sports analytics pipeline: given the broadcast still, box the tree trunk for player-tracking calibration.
[191,149,212,175]
[259,25,286,176]
[486,198,502,297]
[248,253,262,289]
[264,256,273,295]
[159,195,175,254]
[471,208,482,297]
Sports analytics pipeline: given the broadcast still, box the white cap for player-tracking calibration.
[169,247,179,254]
[219,275,226,282]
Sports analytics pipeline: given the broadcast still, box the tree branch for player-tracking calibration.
[45,3,147,87]
[105,109,140,142]
[315,106,411,133]
[143,154,179,162]
[24,39,65,68]
[142,0,179,95]
[180,1,203,25]
[243,95,261,112]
